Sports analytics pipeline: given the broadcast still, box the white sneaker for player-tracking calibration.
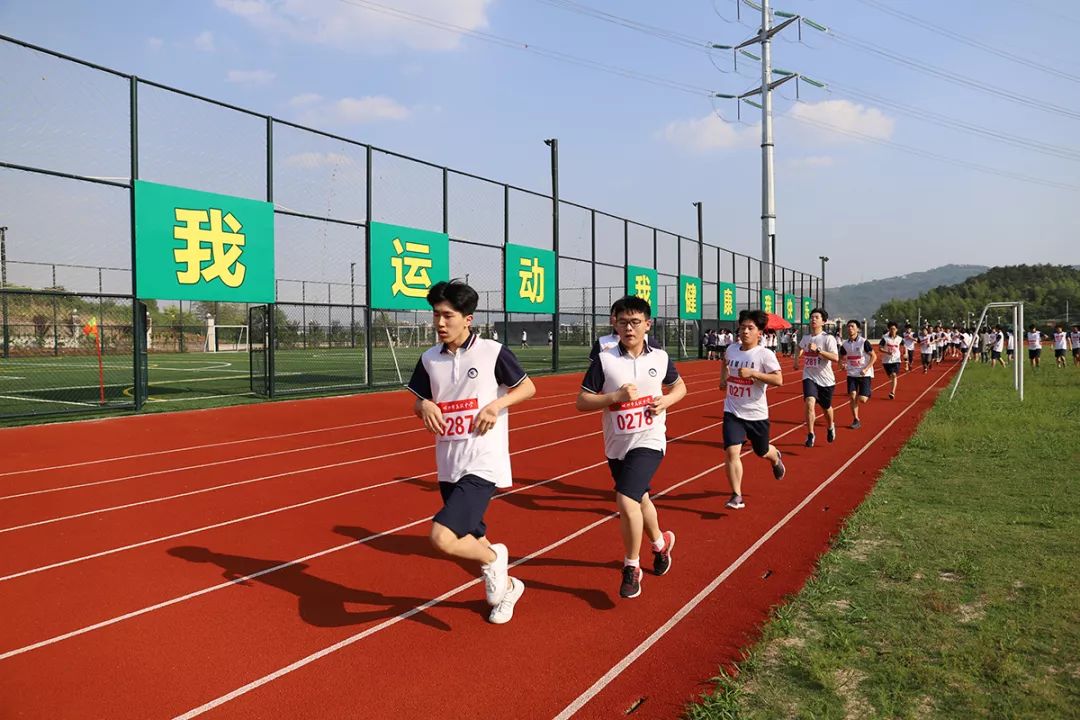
[489,577,525,624]
[481,543,509,606]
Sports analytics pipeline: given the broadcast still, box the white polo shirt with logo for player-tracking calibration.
[407,333,528,488]
[589,332,660,362]
[1027,332,1042,350]
[581,343,680,461]
[799,331,838,387]
[879,334,903,365]
[723,344,781,421]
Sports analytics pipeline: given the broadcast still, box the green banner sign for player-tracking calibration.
[505,243,555,314]
[370,222,449,310]
[784,293,799,323]
[626,265,658,311]
[760,288,777,315]
[679,275,702,320]
[802,296,813,322]
[719,282,738,322]
[134,180,274,302]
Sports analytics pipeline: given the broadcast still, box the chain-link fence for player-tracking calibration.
[0,33,822,419]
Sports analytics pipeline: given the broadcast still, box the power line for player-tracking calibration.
[778,106,1080,192]
[854,0,1080,83]
[529,0,713,52]
[332,0,716,96]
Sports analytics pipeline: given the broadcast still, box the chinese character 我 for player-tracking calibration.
[391,237,433,298]
[518,257,545,304]
[174,208,246,287]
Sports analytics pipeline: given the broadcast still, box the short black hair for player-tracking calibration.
[848,319,862,330]
[809,307,828,321]
[617,295,652,319]
[887,320,898,328]
[609,297,629,317]
[426,279,478,316]
[739,309,768,331]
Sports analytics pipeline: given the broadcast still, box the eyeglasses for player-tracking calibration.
[615,318,645,328]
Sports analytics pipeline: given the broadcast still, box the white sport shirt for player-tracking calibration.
[407,334,528,487]
[879,334,903,364]
[799,332,838,387]
[724,344,781,421]
[841,336,875,378]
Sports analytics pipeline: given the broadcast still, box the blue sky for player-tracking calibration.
[1,0,1078,289]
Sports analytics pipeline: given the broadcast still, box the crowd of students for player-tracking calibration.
[405,279,1075,624]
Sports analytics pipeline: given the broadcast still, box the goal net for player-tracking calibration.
[211,325,249,352]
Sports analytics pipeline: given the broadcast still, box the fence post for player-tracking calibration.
[364,145,374,387]
[0,225,7,359]
[51,264,58,356]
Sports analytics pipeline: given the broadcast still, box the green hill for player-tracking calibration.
[827,264,987,321]
[872,264,1080,329]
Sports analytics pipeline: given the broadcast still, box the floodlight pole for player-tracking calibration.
[1,225,8,359]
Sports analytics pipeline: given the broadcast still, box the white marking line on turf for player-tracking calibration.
[0,376,27,380]
[0,371,774,581]
[165,372,916,719]
[0,367,719,481]
[0,372,725,503]
[0,395,98,407]
[552,371,952,720]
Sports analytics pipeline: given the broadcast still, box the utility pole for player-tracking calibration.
[1,226,8,359]
[819,255,829,310]
[544,138,560,371]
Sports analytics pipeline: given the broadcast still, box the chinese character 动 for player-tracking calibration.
[391,237,433,298]
[174,208,246,287]
[518,257,545,304]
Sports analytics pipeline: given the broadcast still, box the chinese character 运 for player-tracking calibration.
[391,237,433,298]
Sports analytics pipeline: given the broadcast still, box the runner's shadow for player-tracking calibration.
[167,545,476,630]
[654,489,730,520]
[396,476,438,493]
[497,479,611,517]
[334,525,616,611]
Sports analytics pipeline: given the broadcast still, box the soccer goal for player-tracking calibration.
[211,325,249,353]
[394,324,435,348]
[950,301,1024,402]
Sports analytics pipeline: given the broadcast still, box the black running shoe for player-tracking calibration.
[851,420,862,430]
[772,450,786,480]
[827,426,836,443]
[805,433,815,448]
[620,565,643,598]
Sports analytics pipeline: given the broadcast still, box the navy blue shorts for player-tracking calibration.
[846,376,872,398]
[434,474,497,539]
[607,447,664,502]
[883,362,900,377]
[722,412,771,456]
[802,378,834,409]
[1029,348,1041,359]
[921,352,932,365]
[992,351,1002,360]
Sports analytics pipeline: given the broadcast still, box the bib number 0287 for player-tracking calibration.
[437,398,479,442]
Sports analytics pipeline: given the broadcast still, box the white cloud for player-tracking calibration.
[146,37,164,51]
[214,0,494,52]
[660,113,758,153]
[295,95,413,126]
[288,93,323,107]
[787,100,895,142]
[284,152,355,169]
[226,69,276,86]
[194,30,216,52]
[786,155,835,169]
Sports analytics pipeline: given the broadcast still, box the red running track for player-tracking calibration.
[0,358,956,718]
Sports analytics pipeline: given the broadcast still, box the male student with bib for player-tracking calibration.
[797,307,840,448]
[577,296,686,600]
[719,309,787,511]
[879,320,903,399]
[407,280,536,624]
[840,320,878,429]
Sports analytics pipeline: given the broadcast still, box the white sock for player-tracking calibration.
[624,557,640,568]
[651,535,665,552]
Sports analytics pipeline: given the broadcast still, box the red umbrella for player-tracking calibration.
[765,312,791,330]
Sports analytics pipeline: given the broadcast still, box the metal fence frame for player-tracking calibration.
[0,33,822,419]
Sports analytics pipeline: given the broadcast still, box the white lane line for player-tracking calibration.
[167,375,908,720]
[0,367,719,480]
[552,371,951,719]
[0,395,98,407]
[0,373,727,505]
[0,373,873,667]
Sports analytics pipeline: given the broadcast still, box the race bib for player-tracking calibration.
[803,355,820,368]
[726,376,753,398]
[846,356,863,369]
[610,396,655,435]
[437,398,479,442]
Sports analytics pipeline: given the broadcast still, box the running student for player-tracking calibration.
[1053,325,1068,368]
[798,307,839,448]
[521,329,529,349]
[1071,325,1080,367]
[719,309,786,510]
[902,325,916,372]
[577,296,686,599]
[991,325,1006,368]
[879,320,903,399]
[1027,325,1043,369]
[840,320,877,429]
[407,280,537,624]
[589,298,661,362]
[919,327,933,374]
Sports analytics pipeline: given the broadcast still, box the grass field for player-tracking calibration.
[0,342,611,420]
[686,362,1080,719]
